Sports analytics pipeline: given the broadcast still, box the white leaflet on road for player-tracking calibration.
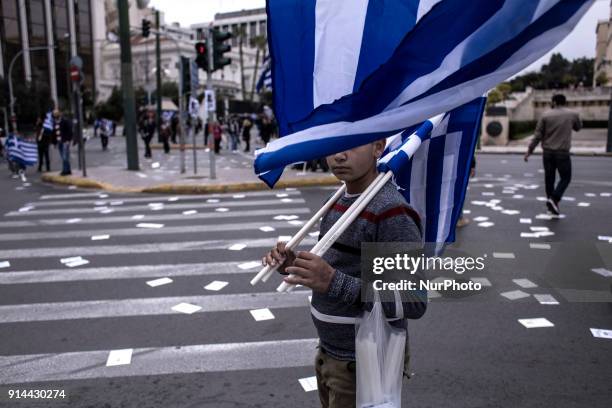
[182,210,198,215]
[536,197,547,202]
[91,235,110,241]
[477,222,495,228]
[298,376,318,392]
[100,209,114,214]
[228,243,247,251]
[596,235,612,243]
[66,218,82,224]
[520,218,532,224]
[534,294,559,305]
[470,277,491,287]
[215,208,230,212]
[232,194,246,199]
[308,231,320,237]
[561,196,575,201]
[60,256,83,264]
[493,252,515,259]
[250,308,275,321]
[259,226,276,232]
[132,214,145,220]
[146,277,173,287]
[204,280,229,291]
[590,328,612,339]
[577,202,590,207]
[278,236,292,242]
[462,210,471,214]
[0,261,10,269]
[274,215,299,221]
[535,214,553,220]
[151,162,160,169]
[501,210,520,215]
[206,199,220,203]
[288,220,304,226]
[68,185,77,190]
[136,223,164,229]
[473,216,489,222]
[512,194,524,199]
[481,192,495,196]
[521,232,540,238]
[591,268,612,278]
[530,227,549,232]
[171,302,202,314]
[512,278,537,289]
[65,258,90,268]
[110,201,124,206]
[584,193,596,197]
[529,243,551,250]
[518,318,554,328]
[600,192,611,197]
[168,197,179,202]
[238,261,261,270]
[106,349,133,367]
[500,290,530,300]
[276,193,289,198]
[281,198,293,203]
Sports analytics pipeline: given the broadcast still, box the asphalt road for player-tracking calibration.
[0,154,611,408]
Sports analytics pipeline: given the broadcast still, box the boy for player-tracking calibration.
[263,140,427,408]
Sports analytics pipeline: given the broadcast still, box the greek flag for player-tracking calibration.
[42,111,54,132]
[379,97,486,244]
[256,55,272,93]
[6,135,38,167]
[255,0,594,187]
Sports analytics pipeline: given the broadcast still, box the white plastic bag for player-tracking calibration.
[356,291,406,408]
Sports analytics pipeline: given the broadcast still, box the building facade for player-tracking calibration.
[0,0,98,112]
[594,1,612,86]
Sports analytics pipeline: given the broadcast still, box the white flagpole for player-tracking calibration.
[250,182,347,285]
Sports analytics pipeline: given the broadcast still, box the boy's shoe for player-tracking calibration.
[456,216,470,228]
[546,198,560,215]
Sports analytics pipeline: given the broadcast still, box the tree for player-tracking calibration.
[487,89,502,105]
[95,87,123,121]
[234,25,247,102]
[596,72,609,87]
[250,35,268,102]
[509,54,595,91]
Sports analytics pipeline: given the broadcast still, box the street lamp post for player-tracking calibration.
[8,46,55,132]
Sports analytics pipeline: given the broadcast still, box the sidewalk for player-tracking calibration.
[40,136,339,194]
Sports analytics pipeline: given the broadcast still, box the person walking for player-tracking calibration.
[212,121,222,154]
[142,113,156,159]
[99,119,112,151]
[228,116,240,152]
[53,110,73,176]
[524,94,582,216]
[242,116,253,152]
[37,111,54,172]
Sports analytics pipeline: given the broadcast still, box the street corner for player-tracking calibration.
[40,173,138,194]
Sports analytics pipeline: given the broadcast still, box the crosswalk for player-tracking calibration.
[0,188,321,389]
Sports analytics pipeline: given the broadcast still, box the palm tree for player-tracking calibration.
[235,26,247,101]
[250,35,268,101]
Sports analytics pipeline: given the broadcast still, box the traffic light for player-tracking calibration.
[141,19,151,38]
[212,29,232,71]
[194,41,209,71]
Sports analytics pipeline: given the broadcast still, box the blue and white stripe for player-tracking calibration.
[256,56,272,93]
[6,135,38,167]
[379,98,486,245]
[42,111,54,132]
[256,0,593,187]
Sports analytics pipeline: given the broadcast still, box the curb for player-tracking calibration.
[41,173,341,195]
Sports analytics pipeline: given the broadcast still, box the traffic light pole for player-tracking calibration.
[207,28,216,180]
[118,0,139,171]
[155,10,162,144]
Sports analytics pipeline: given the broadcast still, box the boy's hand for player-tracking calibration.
[262,242,296,274]
[284,251,335,293]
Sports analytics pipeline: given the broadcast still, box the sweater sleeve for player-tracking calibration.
[528,117,545,154]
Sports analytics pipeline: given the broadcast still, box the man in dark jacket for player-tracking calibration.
[53,110,73,176]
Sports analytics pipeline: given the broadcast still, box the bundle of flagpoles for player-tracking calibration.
[251,114,445,291]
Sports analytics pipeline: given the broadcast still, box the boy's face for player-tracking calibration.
[326,141,385,182]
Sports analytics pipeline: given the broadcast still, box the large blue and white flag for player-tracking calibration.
[379,97,486,244]
[6,135,38,167]
[42,111,54,132]
[255,0,594,187]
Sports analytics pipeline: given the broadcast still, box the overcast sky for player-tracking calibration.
[150,0,608,73]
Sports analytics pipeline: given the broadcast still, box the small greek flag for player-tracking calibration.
[6,135,38,167]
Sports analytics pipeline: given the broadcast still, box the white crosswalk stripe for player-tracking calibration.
[0,207,311,228]
[0,338,318,384]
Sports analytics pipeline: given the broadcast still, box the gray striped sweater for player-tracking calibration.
[311,179,427,361]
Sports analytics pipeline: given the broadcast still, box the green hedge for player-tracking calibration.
[509,121,537,140]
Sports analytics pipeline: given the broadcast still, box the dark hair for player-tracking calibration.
[552,94,566,107]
